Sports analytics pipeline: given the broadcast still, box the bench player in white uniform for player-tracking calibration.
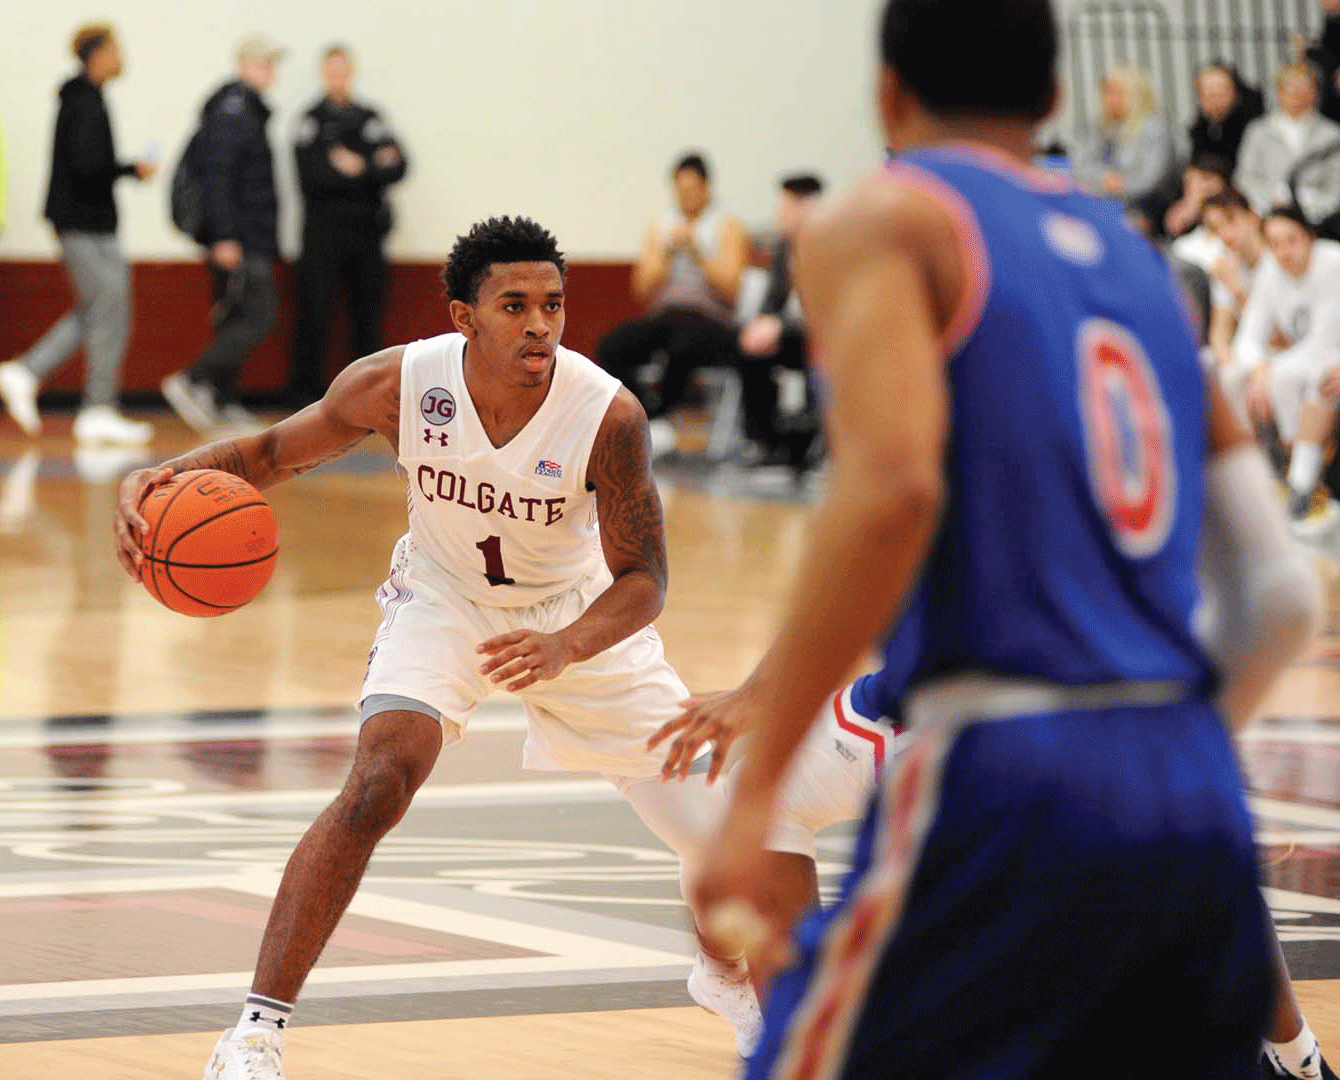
[113,217,763,1077]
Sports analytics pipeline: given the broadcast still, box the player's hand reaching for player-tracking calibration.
[648,687,758,783]
[477,630,576,692]
[113,466,176,580]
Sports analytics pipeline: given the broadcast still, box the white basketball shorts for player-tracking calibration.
[360,537,688,779]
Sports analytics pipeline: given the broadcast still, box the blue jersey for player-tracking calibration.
[876,147,1215,696]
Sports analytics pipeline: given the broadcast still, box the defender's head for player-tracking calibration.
[877,0,1058,153]
[442,217,568,388]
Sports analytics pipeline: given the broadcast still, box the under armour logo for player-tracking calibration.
[249,1012,286,1028]
[423,428,449,446]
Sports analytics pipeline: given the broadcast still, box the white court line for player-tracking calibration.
[0,709,529,749]
[0,954,688,1005]
[0,870,688,1004]
[0,778,621,814]
[1250,796,1340,831]
[1239,728,1340,746]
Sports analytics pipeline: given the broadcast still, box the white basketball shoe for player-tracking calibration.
[204,1027,286,1080]
[686,952,763,1058]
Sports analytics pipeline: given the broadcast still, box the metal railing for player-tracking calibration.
[1064,0,1321,138]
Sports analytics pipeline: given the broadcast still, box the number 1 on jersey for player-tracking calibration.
[476,535,515,587]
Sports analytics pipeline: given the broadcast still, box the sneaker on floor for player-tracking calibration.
[648,416,677,460]
[0,361,42,436]
[686,952,762,1058]
[204,1027,285,1080]
[72,405,153,446]
[161,372,220,434]
[217,402,266,436]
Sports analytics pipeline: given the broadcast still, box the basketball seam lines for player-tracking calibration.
[143,472,199,607]
[164,497,275,610]
[141,552,278,570]
[163,500,272,557]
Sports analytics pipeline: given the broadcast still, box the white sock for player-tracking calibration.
[236,993,293,1044]
[701,950,748,980]
[1287,442,1324,497]
[1265,1023,1322,1079]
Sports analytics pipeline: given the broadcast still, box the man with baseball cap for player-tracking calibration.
[161,33,285,436]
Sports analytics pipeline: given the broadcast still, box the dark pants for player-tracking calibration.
[189,255,276,402]
[289,215,387,404]
[595,309,738,418]
[739,327,812,448]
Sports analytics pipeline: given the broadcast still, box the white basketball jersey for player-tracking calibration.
[396,332,622,607]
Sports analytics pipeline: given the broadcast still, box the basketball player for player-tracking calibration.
[112,217,763,1077]
[660,1,1325,1077]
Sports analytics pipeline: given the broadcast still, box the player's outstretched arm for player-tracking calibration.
[113,347,403,578]
[476,388,667,692]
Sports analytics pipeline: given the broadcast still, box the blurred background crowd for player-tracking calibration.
[4,0,1340,517]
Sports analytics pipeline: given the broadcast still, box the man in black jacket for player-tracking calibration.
[161,34,284,436]
[288,45,407,408]
[0,23,156,445]
[736,174,823,470]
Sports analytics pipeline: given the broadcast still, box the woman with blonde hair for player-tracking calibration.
[1074,66,1176,205]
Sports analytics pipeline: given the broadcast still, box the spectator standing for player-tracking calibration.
[1189,62,1265,172]
[1231,205,1340,528]
[0,24,157,444]
[161,34,284,437]
[1235,64,1340,225]
[595,153,749,456]
[288,45,408,408]
[1071,67,1176,207]
[737,174,823,469]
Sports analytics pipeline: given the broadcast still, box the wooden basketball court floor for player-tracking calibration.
[0,413,1337,1078]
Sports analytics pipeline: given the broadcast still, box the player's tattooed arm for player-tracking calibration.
[588,391,669,592]
[566,389,669,661]
[148,347,403,491]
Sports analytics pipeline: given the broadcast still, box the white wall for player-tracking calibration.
[0,0,885,261]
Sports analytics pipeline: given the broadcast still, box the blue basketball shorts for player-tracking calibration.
[746,699,1272,1080]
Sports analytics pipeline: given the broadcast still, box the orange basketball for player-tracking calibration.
[138,469,279,617]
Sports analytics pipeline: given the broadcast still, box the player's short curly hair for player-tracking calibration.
[441,216,566,305]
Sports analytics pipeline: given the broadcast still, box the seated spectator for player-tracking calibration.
[1202,188,1275,374]
[1071,67,1175,207]
[1165,152,1232,244]
[1188,62,1265,173]
[1230,204,1340,529]
[1235,63,1340,225]
[1304,0,1340,124]
[595,152,749,457]
[737,173,823,470]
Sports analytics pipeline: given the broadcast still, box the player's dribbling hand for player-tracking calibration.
[477,629,575,692]
[648,687,755,783]
[113,466,175,580]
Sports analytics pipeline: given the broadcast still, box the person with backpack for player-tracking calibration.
[0,23,158,445]
[161,33,284,437]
